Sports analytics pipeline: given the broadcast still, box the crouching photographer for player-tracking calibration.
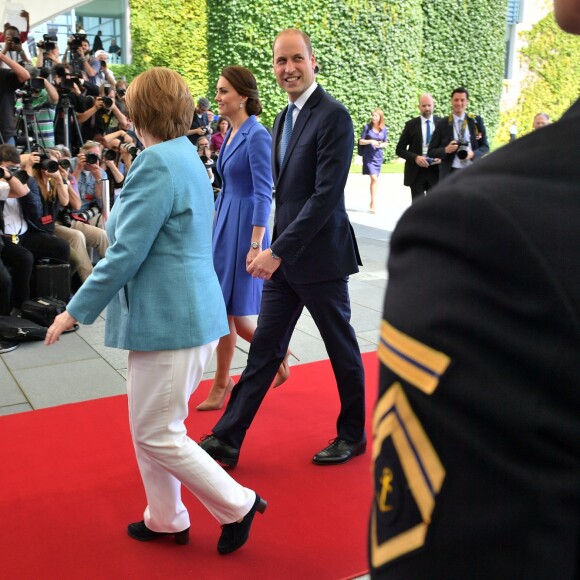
[50,146,109,282]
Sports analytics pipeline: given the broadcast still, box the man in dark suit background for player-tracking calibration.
[428,87,489,180]
[395,93,441,202]
[201,28,366,469]
[370,1,580,577]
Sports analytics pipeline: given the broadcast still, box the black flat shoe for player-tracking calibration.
[127,521,189,545]
[217,494,267,555]
[312,437,367,465]
[199,434,240,468]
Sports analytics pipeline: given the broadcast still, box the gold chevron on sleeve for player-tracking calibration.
[378,320,451,394]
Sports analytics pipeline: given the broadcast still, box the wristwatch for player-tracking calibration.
[270,249,281,260]
[250,241,261,250]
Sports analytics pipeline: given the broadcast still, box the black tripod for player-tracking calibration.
[55,94,84,154]
[14,100,45,152]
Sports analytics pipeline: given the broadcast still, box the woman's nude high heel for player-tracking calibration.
[272,350,300,389]
[196,378,235,411]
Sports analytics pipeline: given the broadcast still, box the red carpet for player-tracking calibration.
[0,352,378,580]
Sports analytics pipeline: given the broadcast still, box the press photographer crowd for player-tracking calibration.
[0,22,228,352]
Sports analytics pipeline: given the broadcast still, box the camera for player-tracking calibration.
[59,208,72,228]
[117,88,126,97]
[69,33,87,51]
[85,153,99,164]
[198,155,214,168]
[100,96,113,108]
[201,127,209,135]
[72,206,99,223]
[455,139,470,160]
[33,156,59,173]
[58,159,71,170]
[7,35,21,46]
[120,143,138,158]
[6,166,29,184]
[40,34,58,51]
[30,77,45,91]
[103,149,117,161]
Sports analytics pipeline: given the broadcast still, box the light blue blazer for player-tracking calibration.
[67,136,229,351]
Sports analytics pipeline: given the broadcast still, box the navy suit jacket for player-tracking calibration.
[428,114,489,179]
[270,85,361,284]
[395,115,441,186]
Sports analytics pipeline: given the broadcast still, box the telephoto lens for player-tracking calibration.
[8,167,30,184]
[33,158,59,173]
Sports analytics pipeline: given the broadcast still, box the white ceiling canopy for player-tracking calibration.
[2,0,92,29]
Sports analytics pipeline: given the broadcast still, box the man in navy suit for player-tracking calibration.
[428,87,489,180]
[395,94,441,202]
[201,28,366,468]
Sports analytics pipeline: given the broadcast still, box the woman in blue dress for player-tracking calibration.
[359,108,388,213]
[196,66,276,411]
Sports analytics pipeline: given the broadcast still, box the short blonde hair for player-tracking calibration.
[125,68,194,142]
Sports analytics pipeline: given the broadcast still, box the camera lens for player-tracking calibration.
[85,153,99,164]
[41,159,59,172]
[104,149,117,161]
[58,159,71,169]
[102,96,113,108]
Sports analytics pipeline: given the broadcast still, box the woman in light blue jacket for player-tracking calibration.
[46,68,266,555]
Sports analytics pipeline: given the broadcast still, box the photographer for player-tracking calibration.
[52,64,94,154]
[0,145,70,310]
[65,35,100,84]
[196,136,218,187]
[94,50,116,87]
[428,87,489,181]
[0,25,31,67]
[35,34,61,69]
[15,69,59,148]
[0,50,30,145]
[52,144,109,279]
[69,141,107,227]
[187,97,212,146]
[79,85,127,143]
[0,145,30,330]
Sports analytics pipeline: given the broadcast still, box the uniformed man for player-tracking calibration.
[370,0,580,577]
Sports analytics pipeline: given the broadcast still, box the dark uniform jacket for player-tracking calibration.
[371,98,580,579]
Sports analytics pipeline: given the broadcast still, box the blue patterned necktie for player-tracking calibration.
[425,119,431,144]
[280,103,296,166]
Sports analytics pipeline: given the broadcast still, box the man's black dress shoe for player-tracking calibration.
[199,434,240,468]
[312,437,367,465]
[217,493,267,555]
[127,521,189,545]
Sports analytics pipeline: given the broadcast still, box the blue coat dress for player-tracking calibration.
[66,136,229,351]
[212,115,273,316]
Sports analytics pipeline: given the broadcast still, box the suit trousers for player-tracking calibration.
[213,270,366,449]
[409,166,439,201]
[127,343,255,532]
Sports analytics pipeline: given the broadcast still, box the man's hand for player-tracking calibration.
[247,250,282,280]
[415,156,430,168]
[445,140,459,154]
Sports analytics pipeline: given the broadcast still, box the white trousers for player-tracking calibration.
[127,342,255,533]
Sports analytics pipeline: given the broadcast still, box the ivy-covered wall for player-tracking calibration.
[116,0,508,160]
[495,12,580,144]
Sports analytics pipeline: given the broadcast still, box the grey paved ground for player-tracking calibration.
[0,172,411,416]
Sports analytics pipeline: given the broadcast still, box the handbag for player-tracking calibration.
[357,124,368,156]
[0,315,47,341]
[21,297,67,327]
